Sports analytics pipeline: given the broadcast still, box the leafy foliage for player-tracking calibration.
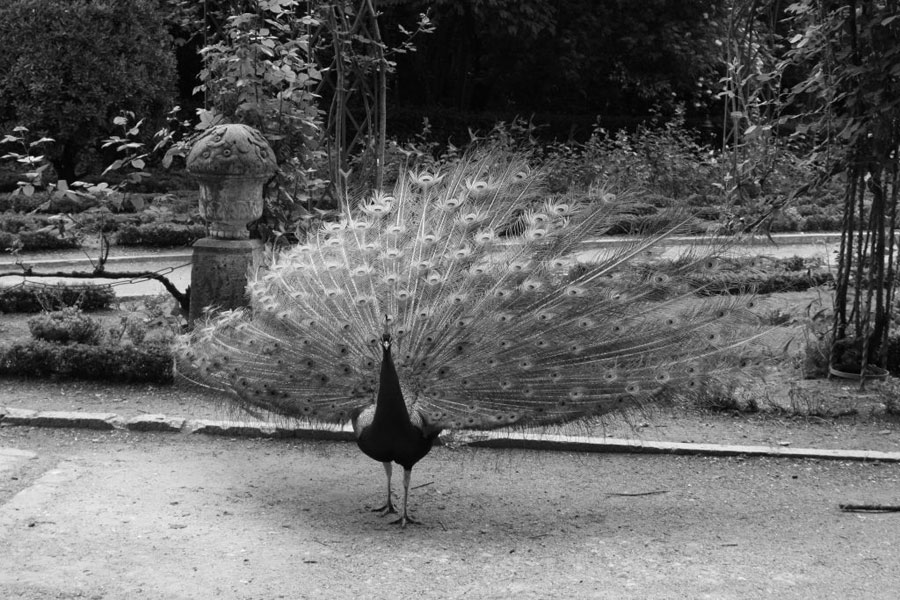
[195,4,322,164]
[0,339,173,383]
[187,2,326,243]
[0,284,115,313]
[0,0,176,181]
[384,0,728,134]
[1,302,176,382]
[0,127,56,197]
[16,230,80,251]
[542,111,723,198]
[185,1,434,244]
[780,0,900,373]
[115,222,207,247]
[28,308,103,345]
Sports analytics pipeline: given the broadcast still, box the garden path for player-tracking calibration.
[0,232,840,300]
[1,426,898,599]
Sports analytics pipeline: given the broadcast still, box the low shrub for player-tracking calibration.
[0,213,32,233]
[0,339,173,383]
[115,222,206,247]
[38,193,99,214]
[802,331,831,378]
[691,383,761,414]
[17,229,79,251]
[0,283,115,313]
[800,213,842,232]
[0,230,16,250]
[804,334,900,379]
[693,271,833,295]
[0,192,46,212]
[884,335,900,376]
[680,256,834,295]
[27,307,103,345]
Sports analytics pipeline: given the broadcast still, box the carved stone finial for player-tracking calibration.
[186,124,276,177]
[186,124,277,239]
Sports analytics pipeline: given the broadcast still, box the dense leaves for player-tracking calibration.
[0,0,176,181]
[0,339,173,383]
[780,0,900,372]
[115,223,207,247]
[382,0,729,140]
[28,308,103,345]
[0,284,115,313]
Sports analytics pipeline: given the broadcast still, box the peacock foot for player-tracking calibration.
[372,501,398,516]
[390,514,420,528]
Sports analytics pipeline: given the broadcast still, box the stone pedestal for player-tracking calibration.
[185,124,276,327]
[189,238,264,323]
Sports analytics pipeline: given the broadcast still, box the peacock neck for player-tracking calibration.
[373,343,411,428]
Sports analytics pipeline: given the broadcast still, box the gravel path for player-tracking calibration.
[1,427,898,599]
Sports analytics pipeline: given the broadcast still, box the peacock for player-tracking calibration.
[177,151,771,527]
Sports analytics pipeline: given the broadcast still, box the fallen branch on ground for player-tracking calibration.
[839,503,900,513]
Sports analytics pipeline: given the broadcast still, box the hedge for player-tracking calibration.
[0,226,82,251]
[0,283,115,313]
[28,308,103,344]
[17,229,80,250]
[0,339,173,383]
[692,270,834,295]
[115,222,206,247]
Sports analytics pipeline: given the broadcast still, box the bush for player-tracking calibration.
[0,339,172,383]
[27,308,103,345]
[0,284,115,313]
[38,193,100,215]
[686,256,834,295]
[801,213,842,232]
[0,213,32,233]
[115,222,206,247]
[886,336,900,375]
[0,230,16,251]
[0,192,46,213]
[0,0,176,181]
[17,230,79,251]
[543,112,724,198]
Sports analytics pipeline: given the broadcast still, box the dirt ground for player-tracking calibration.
[2,279,900,598]
[1,426,899,600]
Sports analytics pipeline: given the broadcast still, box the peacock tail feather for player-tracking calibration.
[177,152,772,431]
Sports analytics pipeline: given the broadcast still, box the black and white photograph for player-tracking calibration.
[1,1,898,598]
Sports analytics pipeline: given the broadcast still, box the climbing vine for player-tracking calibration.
[185,0,431,243]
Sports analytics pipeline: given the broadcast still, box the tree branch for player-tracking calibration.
[0,269,190,313]
[839,503,900,513]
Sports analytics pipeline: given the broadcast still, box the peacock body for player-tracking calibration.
[178,152,769,526]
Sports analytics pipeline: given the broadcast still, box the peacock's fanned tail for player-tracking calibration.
[177,152,771,430]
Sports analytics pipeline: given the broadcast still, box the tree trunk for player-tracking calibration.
[51,139,81,183]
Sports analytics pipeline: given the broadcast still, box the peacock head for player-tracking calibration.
[381,314,395,350]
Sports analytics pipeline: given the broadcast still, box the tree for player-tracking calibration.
[782,0,900,376]
[380,0,729,140]
[0,0,176,182]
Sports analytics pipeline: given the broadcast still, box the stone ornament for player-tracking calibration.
[186,124,277,239]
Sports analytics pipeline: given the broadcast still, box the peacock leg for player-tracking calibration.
[372,461,397,515]
[390,468,420,527]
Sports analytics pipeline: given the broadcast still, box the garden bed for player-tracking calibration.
[0,287,896,420]
[0,189,204,251]
[0,298,182,383]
